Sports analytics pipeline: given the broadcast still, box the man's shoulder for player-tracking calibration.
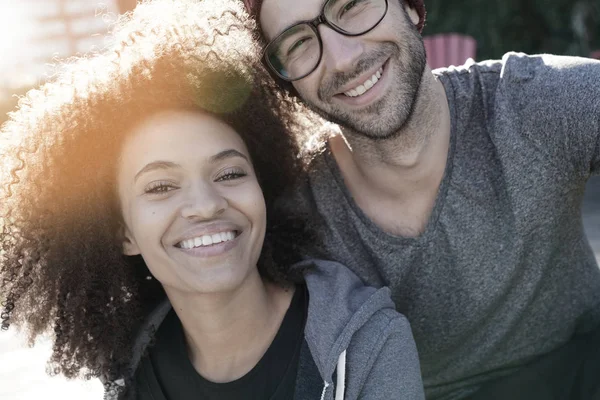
[476,52,600,99]
[437,52,600,133]
[437,52,600,95]
[454,53,600,179]
[495,53,600,127]
[500,51,599,74]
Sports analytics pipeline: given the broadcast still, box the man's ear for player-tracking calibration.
[120,225,141,256]
[404,4,420,26]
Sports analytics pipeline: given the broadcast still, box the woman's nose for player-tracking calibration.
[180,183,228,220]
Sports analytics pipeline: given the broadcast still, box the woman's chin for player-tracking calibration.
[161,266,260,297]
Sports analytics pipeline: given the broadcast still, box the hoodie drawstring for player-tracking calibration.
[335,350,347,400]
[320,381,330,400]
[320,350,347,400]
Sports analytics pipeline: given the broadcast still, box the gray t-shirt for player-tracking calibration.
[288,53,600,399]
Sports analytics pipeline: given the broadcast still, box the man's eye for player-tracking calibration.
[339,0,367,17]
[287,37,311,55]
[342,0,358,14]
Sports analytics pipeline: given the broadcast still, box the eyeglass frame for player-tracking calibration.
[263,0,389,82]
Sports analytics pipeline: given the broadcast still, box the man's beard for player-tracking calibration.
[306,30,427,141]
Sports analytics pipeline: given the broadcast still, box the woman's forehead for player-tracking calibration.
[120,111,248,171]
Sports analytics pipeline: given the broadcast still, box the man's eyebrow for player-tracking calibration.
[271,0,327,39]
[209,149,249,164]
[134,161,180,182]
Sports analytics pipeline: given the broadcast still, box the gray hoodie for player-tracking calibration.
[105,259,424,399]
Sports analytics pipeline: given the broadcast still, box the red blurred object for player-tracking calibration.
[590,50,600,60]
[423,33,477,69]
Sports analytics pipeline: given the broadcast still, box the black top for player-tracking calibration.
[135,286,306,400]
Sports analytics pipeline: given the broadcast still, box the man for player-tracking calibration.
[243,0,600,398]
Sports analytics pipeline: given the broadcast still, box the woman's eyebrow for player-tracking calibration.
[209,149,249,164]
[134,161,180,182]
[133,150,248,182]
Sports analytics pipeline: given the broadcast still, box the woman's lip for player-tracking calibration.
[175,231,240,258]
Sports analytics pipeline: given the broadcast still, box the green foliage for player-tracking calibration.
[423,0,600,60]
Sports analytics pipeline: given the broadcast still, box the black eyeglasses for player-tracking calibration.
[263,0,389,82]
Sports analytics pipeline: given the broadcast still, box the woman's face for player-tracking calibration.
[117,110,267,295]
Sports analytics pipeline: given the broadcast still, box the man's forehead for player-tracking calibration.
[259,0,325,39]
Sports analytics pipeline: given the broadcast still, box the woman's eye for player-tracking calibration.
[144,182,177,194]
[216,169,247,182]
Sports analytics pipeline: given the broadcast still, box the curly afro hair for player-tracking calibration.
[0,0,324,386]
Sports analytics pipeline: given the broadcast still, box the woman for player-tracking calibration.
[0,1,424,399]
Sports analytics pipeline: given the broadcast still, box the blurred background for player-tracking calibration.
[0,0,598,399]
[1,0,599,125]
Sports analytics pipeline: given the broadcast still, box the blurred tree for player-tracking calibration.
[423,0,600,60]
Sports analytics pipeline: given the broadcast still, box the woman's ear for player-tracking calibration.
[121,225,141,256]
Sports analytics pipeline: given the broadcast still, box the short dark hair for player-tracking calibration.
[0,0,320,383]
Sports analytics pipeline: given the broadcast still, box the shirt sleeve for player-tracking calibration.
[502,54,600,179]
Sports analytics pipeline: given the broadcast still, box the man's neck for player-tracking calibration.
[165,273,294,383]
[330,69,451,235]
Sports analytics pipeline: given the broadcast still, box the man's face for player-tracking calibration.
[260,0,427,140]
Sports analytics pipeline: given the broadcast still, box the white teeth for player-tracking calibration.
[178,231,237,249]
[344,67,383,98]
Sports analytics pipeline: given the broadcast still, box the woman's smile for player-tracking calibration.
[174,229,242,258]
[176,230,238,249]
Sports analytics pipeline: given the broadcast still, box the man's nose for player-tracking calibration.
[319,26,364,74]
